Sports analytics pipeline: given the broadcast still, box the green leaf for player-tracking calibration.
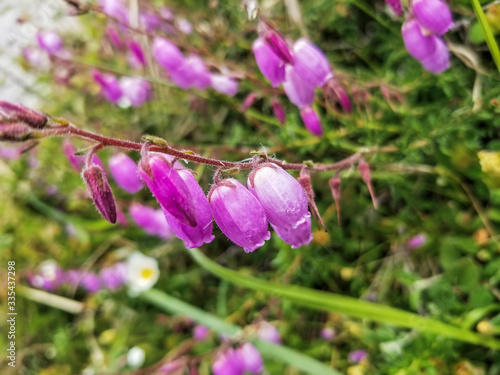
[187,248,500,350]
[471,0,500,74]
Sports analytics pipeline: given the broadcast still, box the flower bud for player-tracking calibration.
[237,343,263,374]
[129,203,173,239]
[283,65,315,110]
[0,122,39,142]
[298,173,326,231]
[264,30,294,65]
[412,0,453,36]
[152,37,185,74]
[329,175,342,226]
[248,163,310,229]
[241,93,258,111]
[385,0,403,16]
[271,216,313,249]
[271,98,286,124]
[162,168,214,248]
[119,77,152,107]
[292,39,333,87]
[208,178,270,253]
[92,70,123,104]
[82,164,118,223]
[108,153,143,193]
[358,158,378,209]
[127,40,147,68]
[210,74,239,97]
[323,79,352,113]
[401,19,437,60]
[139,153,197,227]
[106,26,123,49]
[299,106,323,137]
[0,101,48,128]
[36,31,63,55]
[420,36,450,74]
[252,38,286,88]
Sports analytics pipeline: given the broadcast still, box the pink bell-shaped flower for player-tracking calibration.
[252,37,286,88]
[119,77,152,107]
[420,36,450,74]
[169,55,211,90]
[139,153,197,227]
[271,216,313,249]
[248,163,310,229]
[129,203,173,239]
[282,65,315,110]
[152,37,185,74]
[412,0,453,36]
[108,153,143,194]
[237,343,263,374]
[36,31,63,55]
[210,74,239,96]
[401,19,438,61]
[92,70,123,104]
[208,178,270,253]
[161,168,215,249]
[300,106,323,137]
[212,348,245,375]
[292,39,333,88]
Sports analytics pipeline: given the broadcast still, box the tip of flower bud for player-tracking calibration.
[358,159,378,209]
[329,176,342,227]
[0,122,39,142]
[0,101,48,129]
[82,164,117,224]
[298,173,326,232]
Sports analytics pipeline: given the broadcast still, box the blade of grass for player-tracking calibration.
[141,289,342,375]
[471,0,500,74]
[187,248,500,350]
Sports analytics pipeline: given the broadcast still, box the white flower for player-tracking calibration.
[126,252,159,295]
[127,346,145,368]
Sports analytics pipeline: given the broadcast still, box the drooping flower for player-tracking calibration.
[292,39,333,88]
[36,31,63,55]
[129,203,173,239]
[282,65,315,110]
[420,36,450,74]
[412,0,453,36]
[119,77,152,107]
[401,19,438,61]
[252,37,286,88]
[271,216,313,249]
[108,153,143,193]
[256,321,281,344]
[127,40,147,68]
[263,29,294,65]
[99,262,127,290]
[106,26,123,49]
[161,169,214,249]
[125,252,160,295]
[92,70,123,104]
[300,106,323,137]
[208,178,270,253]
[139,153,197,227]
[82,163,117,224]
[152,37,185,74]
[248,163,310,229]
[210,74,239,96]
[212,348,245,375]
[271,98,286,124]
[169,55,211,90]
[237,343,263,374]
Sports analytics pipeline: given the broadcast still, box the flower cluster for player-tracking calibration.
[27,252,159,295]
[400,0,453,74]
[252,23,351,136]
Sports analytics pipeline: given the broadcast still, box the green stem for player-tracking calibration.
[187,248,500,350]
[471,0,500,74]
[140,289,342,375]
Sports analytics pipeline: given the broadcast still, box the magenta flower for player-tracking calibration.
[241,93,258,111]
[193,325,210,341]
[81,272,102,293]
[320,327,336,341]
[129,203,173,239]
[210,74,239,96]
[348,349,368,363]
[139,153,197,227]
[106,26,123,49]
[140,12,161,32]
[300,106,323,137]
[293,39,333,88]
[248,163,310,229]
[99,263,126,290]
[252,38,286,88]
[420,36,450,74]
[36,31,63,55]
[385,0,403,16]
[401,19,438,61]
[412,0,453,36]
[212,348,245,375]
[82,163,117,224]
[257,321,281,344]
[127,40,147,68]
[152,37,185,74]
[108,153,143,193]
[407,233,427,249]
[161,168,214,248]
[92,70,123,104]
[283,65,315,110]
[271,216,313,248]
[100,0,129,25]
[271,98,286,124]
[263,30,294,65]
[170,55,211,90]
[208,178,270,253]
[237,343,263,374]
[177,18,193,34]
[119,77,152,107]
